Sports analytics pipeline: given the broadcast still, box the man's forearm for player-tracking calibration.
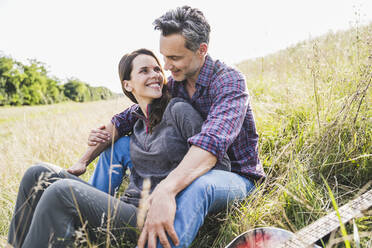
[157,145,217,196]
[139,145,216,247]
[78,123,119,167]
[77,142,110,166]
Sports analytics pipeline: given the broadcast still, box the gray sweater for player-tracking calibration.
[121,98,230,207]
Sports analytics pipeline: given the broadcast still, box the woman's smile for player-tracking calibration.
[146,81,162,89]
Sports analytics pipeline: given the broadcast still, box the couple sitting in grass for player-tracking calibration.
[8,6,265,248]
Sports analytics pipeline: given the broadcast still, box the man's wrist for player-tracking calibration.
[77,159,89,167]
[157,180,179,196]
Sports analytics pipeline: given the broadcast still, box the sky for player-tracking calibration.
[0,0,371,93]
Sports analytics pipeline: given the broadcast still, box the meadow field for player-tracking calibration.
[0,98,134,246]
[0,23,371,247]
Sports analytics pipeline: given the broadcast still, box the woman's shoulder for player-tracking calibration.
[163,97,202,125]
[160,97,203,137]
[168,97,188,108]
[166,97,195,115]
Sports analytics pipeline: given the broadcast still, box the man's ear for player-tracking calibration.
[198,43,208,57]
[122,80,133,92]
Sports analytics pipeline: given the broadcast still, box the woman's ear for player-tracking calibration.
[123,80,133,92]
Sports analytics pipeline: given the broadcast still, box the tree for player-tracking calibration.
[63,78,90,102]
[0,55,116,106]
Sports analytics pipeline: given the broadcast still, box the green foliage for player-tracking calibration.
[0,55,118,106]
[63,79,90,102]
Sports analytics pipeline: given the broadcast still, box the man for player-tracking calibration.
[69,6,265,248]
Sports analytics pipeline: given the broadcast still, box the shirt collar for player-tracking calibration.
[131,104,153,120]
[195,54,214,87]
[131,105,143,118]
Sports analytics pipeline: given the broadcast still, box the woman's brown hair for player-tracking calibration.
[118,48,170,133]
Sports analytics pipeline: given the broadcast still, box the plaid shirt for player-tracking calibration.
[112,55,265,180]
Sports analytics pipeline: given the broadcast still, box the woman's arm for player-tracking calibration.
[67,122,119,176]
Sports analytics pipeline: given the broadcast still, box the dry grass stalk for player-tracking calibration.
[137,178,151,230]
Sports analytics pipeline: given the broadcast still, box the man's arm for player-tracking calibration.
[137,145,216,248]
[138,72,248,247]
[67,122,118,176]
[155,145,217,195]
[138,100,217,247]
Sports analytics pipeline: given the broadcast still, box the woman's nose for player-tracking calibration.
[151,69,162,79]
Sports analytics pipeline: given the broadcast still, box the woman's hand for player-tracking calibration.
[67,162,87,176]
[88,124,111,146]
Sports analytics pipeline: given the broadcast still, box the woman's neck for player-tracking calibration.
[138,100,151,118]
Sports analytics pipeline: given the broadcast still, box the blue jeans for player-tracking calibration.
[89,136,255,247]
[89,136,133,194]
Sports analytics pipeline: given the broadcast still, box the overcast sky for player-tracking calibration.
[1,0,371,93]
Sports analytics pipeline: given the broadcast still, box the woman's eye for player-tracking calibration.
[154,67,161,72]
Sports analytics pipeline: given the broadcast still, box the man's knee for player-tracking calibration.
[183,172,218,198]
[179,170,251,212]
[100,136,130,158]
[114,135,130,147]
[186,170,231,192]
[107,136,130,154]
[98,136,131,170]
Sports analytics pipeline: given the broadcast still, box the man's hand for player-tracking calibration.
[88,124,111,146]
[137,146,216,247]
[67,162,87,176]
[137,185,180,248]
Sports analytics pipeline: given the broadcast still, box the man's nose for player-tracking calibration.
[163,58,172,71]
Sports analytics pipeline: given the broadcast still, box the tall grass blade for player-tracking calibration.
[353,219,360,248]
[321,175,351,248]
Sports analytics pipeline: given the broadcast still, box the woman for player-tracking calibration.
[8,48,230,247]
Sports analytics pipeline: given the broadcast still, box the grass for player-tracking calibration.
[1,23,371,247]
[191,22,372,247]
[0,97,133,246]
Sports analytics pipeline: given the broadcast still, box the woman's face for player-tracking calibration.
[124,54,164,105]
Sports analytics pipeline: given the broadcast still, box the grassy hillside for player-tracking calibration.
[0,23,371,247]
[192,23,371,247]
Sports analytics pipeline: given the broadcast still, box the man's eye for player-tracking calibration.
[168,56,178,61]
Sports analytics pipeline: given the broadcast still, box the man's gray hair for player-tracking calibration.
[153,6,211,52]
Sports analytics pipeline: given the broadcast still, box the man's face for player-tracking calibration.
[159,33,203,82]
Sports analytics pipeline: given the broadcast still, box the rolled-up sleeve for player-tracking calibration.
[111,104,139,137]
[188,71,249,161]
